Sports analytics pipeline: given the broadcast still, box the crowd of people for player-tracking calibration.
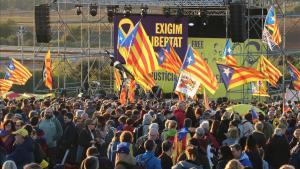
[0,96,299,169]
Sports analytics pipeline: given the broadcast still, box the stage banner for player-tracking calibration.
[114,14,188,62]
[114,15,188,93]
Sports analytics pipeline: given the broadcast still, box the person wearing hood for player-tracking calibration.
[136,139,162,169]
[230,144,253,168]
[172,146,203,169]
[142,114,153,135]
[6,128,34,169]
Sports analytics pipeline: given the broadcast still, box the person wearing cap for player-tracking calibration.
[115,142,136,169]
[37,107,63,167]
[60,112,77,165]
[7,128,34,169]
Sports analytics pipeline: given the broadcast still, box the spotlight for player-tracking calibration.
[89,3,98,16]
[75,4,82,15]
[140,4,148,16]
[163,7,171,17]
[200,11,208,26]
[107,5,118,23]
[123,5,132,17]
[188,22,194,27]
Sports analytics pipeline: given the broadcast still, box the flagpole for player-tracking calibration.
[282,1,286,112]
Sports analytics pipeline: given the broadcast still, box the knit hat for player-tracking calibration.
[116,142,130,154]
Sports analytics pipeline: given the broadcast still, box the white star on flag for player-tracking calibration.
[187,56,193,64]
[227,47,231,54]
[223,68,231,77]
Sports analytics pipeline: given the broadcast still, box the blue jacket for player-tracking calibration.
[239,152,253,168]
[136,151,162,169]
[7,137,34,169]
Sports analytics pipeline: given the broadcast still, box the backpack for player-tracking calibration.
[116,161,144,169]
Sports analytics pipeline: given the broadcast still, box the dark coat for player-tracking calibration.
[7,137,34,169]
[264,135,290,169]
[216,158,231,169]
[77,127,95,161]
[159,153,173,169]
[251,131,267,148]
[217,119,230,143]
[97,155,114,169]
[61,121,78,164]
[289,142,300,169]
[61,121,77,149]
[245,150,263,169]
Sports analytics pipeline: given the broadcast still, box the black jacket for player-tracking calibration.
[61,121,77,149]
[78,127,94,151]
[216,158,231,169]
[251,131,267,148]
[159,153,173,169]
[289,142,300,169]
[264,135,290,169]
[246,150,263,169]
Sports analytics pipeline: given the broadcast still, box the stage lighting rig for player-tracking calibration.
[140,4,148,16]
[89,3,98,16]
[107,5,118,22]
[200,10,208,26]
[176,7,184,18]
[75,4,82,15]
[123,5,132,17]
[163,7,171,17]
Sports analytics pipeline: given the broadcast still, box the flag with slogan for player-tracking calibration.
[181,46,218,94]
[175,72,201,98]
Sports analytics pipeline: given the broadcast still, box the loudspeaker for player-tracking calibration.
[230,2,247,42]
[35,4,51,43]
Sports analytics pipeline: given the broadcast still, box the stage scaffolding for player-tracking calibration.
[30,0,300,101]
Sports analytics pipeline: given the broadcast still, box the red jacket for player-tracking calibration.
[173,109,186,129]
[123,124,134,133]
